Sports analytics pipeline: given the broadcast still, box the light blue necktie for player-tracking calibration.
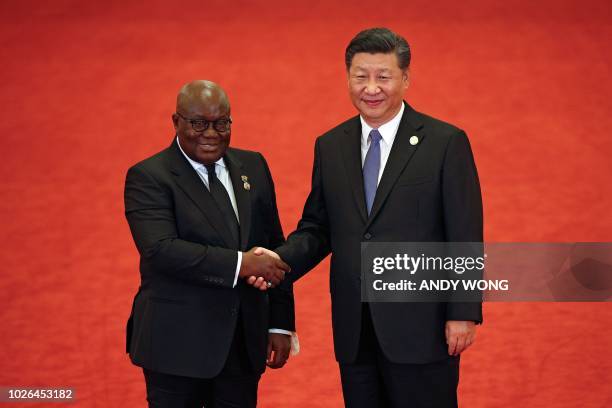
[363,129,382,215]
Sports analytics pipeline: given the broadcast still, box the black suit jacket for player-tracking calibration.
[124,139,295,378]
[277,102,482,364]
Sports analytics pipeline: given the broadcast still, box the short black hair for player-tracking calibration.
[345,27,411,71]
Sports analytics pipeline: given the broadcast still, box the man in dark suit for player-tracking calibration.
[124,80,294,407]
[265,28,483,407]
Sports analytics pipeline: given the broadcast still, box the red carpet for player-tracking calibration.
[1,1,611,406]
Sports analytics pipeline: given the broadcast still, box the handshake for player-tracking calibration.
[238,247,290,290]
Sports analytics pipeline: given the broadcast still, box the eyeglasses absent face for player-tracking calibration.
[348,52,408,128]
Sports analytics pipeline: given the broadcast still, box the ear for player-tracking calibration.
[403,70,410,89]
[172,113,179,131]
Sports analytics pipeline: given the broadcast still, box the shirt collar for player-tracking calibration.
[360,102,405,146]
[176,136,227,173]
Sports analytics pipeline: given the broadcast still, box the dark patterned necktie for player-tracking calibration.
[205,164,240,247]
[363,129,382,215]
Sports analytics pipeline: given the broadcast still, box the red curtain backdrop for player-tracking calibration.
[1,1,611,406]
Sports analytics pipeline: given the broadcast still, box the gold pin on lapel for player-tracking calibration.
[410,136,419,146]
[241,175,250,190]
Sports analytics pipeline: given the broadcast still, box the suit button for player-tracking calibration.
[364,233,372,240]
[230,307,238,316]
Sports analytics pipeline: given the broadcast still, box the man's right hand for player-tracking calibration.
[239,247,290,288]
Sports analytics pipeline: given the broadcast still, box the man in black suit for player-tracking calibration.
[265,28,483,407]
[124,80,294,407]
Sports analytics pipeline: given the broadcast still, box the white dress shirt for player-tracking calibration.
[360,102,405,180]
[177,137,292,338]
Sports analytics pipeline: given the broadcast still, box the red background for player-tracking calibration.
[1,0,611,406]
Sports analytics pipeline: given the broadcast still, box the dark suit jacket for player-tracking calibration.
[276,102,482,364]
[124,139,295,379]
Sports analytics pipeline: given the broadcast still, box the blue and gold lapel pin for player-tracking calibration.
[241,175,250,191]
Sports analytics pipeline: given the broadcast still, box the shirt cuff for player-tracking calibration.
[268,330,300,356]
[268,329,292,336]
[233,251,242,288]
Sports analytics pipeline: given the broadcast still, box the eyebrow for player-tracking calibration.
[352,65,392,72]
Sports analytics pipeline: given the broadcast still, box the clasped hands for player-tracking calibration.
[239,247,289,290]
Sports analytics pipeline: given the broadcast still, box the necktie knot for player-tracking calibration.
[369,129,382,144]
[205,164,216,183]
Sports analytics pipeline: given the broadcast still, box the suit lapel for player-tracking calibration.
[340,116,368,223]
[366,103,425,228]
[224,150,252,251]
[168,140,236,248]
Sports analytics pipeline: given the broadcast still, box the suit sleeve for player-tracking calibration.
[259,153,296,332]
[442,130,484,323]
[275,137,332,283]
[124,164,238,288]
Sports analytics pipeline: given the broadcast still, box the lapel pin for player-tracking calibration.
[241,175,250,190]
[410,135,419,146]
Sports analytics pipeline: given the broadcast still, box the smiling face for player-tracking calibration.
[348,52,409,128]
[172,81,231,165]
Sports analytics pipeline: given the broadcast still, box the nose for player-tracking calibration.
[201,126,219,138]
[365,78,380,94]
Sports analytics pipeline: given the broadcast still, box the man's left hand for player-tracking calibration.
[266,333,291,368]
[445,320,477,356]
